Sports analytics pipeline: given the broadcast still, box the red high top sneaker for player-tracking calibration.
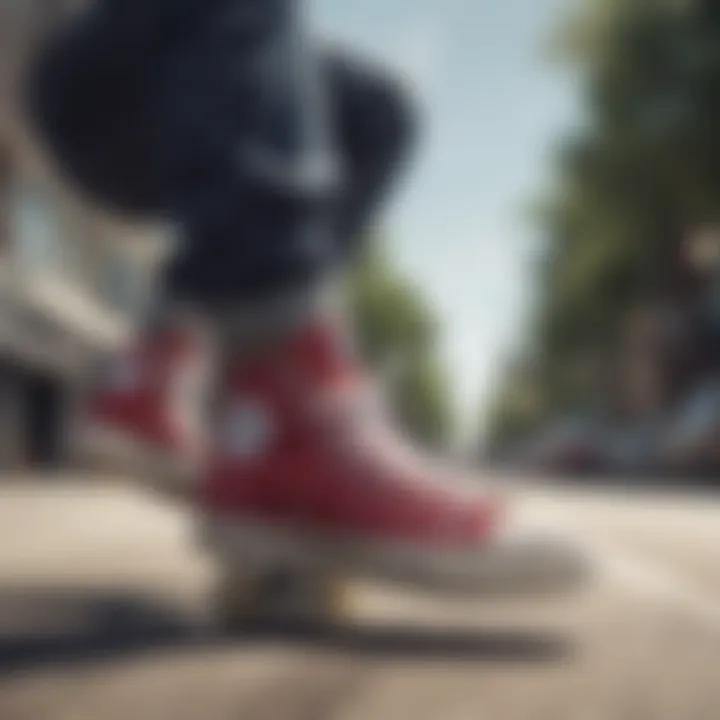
[200,322,588,596]
[78,324,207,491]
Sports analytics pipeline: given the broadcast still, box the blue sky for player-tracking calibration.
[311,0,581,435]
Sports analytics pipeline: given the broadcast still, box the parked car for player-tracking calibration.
[659,379,720,477]
[524,418,608,476]
[605,425,662,477]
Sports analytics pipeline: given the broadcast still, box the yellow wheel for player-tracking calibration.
[216,567,353,631]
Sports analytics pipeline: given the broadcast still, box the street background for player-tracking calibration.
[1,0,720,717]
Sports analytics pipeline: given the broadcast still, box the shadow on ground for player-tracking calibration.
[0,587,572,676]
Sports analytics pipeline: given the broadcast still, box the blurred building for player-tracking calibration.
[617,246,720,425]
[0,0,164,472]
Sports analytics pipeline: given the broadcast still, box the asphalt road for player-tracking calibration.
[0,475,718,720]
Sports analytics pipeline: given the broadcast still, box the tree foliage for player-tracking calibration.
[349,238,453,448]
[486,0,720,450]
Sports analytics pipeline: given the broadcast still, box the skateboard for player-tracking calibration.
[202,519,591,629]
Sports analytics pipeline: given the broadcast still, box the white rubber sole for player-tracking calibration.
[202,518,591,598]
[74,422,196,500]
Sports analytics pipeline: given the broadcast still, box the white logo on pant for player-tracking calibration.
[222,400,274,458]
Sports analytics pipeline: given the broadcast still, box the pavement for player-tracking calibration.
[0,474,718,720]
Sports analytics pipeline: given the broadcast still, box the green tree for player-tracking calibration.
[486,0,720,451]
[349,239,454,448]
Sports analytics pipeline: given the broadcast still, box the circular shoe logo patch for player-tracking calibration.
[103,356,140,392]
[221,400,275,458]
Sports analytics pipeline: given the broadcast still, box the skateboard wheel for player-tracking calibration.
[215,567,352,631]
